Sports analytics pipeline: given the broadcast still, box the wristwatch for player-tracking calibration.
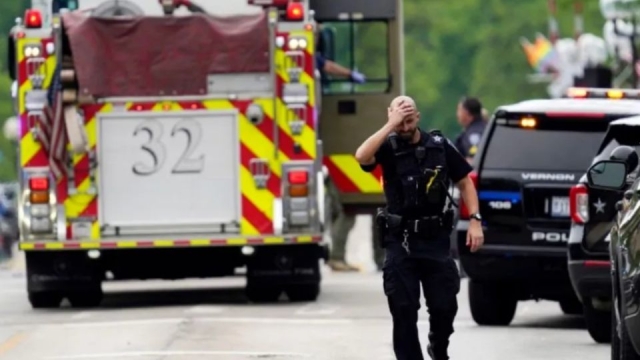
[470,213,482,222]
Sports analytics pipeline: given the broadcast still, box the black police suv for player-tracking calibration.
[456,97,640,327]
[583,149,640,360]
[569,117,640,343]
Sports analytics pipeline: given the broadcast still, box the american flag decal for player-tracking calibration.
[43,63,67,180]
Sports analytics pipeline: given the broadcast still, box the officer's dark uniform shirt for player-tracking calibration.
[360,129,472,260]
[454,116,486,158]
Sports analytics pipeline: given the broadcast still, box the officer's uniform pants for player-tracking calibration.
[382,255,460,360]
[329,211,356,262]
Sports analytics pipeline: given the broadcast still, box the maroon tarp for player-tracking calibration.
[61,11,270,98]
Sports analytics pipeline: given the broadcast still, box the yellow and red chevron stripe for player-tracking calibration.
[323,155,384,194]
[274,28,316,158]
[17,36,56,168]
[20,234,322,251]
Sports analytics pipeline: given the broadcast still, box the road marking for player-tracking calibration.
[20,316,477,330]
[53,316,352,329]
[45,350,311,359]
[59,318,183,328]
[0,331,27,356]
[184,305,227,314]
[295,303,339,315]
[200,317,351,325]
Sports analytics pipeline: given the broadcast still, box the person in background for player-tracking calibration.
[325,170,359,272]
[325,170,384,272]
[454,97,486,164]
[316,54,366,83]
[315,22,368,271]
[314,22,366,84]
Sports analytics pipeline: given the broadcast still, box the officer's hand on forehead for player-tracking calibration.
[390,97,418,121]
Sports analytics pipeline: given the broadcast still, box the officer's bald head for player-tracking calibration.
[390,96,417,110]
[388,96,420,141]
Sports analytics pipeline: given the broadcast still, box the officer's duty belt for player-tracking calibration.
[386,213,442,235]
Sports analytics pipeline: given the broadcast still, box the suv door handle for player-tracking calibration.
[624,190,634,200]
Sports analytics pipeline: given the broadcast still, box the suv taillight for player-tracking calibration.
[570,184,589,224]
[459,171,477,220]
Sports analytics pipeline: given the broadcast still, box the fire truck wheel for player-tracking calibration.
[67,284,103,308]
[245,285,282,303]
[28,291,63,309]
[286,283,320,302]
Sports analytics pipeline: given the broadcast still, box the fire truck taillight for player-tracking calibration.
[286,2,304,21]
[29,177,49,191]
[28,177,49,204]
[288,170,309,197]
[24,9,43,29]
[26,175,53,234]
[283,165,316,229]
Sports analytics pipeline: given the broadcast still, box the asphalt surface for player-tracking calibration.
[0,264,609,360]
[0,216,609,359]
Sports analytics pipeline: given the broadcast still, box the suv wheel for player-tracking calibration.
[468,280,517,326]
[559,294,583,315]
[584,299,611,343]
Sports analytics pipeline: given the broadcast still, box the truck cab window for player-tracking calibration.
[318,21,390,94]
[53,0,79,12]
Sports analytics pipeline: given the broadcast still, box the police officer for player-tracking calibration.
[454,97,486,164]
[355,96,484,360]
[325,171,359,272]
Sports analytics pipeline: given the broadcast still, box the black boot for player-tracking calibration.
[427,344,434,359]
[427,344,448,360]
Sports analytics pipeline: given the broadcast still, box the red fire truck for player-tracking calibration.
[9,0,404,308]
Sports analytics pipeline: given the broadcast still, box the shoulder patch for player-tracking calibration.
[432,135,443,144]
[468,133,480,145]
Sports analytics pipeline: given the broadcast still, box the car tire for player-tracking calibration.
[67,284,103,308]
[286,283,320,302]
[246,285,282,303]
[584,300,611,344]
[559,294,583,315]
[28,290,63,309]
[468,279,517,326]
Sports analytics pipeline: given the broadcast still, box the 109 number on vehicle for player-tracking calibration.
[132,118,204,176]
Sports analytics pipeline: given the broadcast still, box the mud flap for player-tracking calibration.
[26,251,102,293]
[246,245,321,287]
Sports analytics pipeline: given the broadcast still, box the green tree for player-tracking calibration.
[402,0,606,138]
[0,0,29,180]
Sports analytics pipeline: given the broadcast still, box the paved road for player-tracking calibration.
[0,264,609,360]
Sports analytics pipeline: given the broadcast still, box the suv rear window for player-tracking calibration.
[482,117,610,171]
